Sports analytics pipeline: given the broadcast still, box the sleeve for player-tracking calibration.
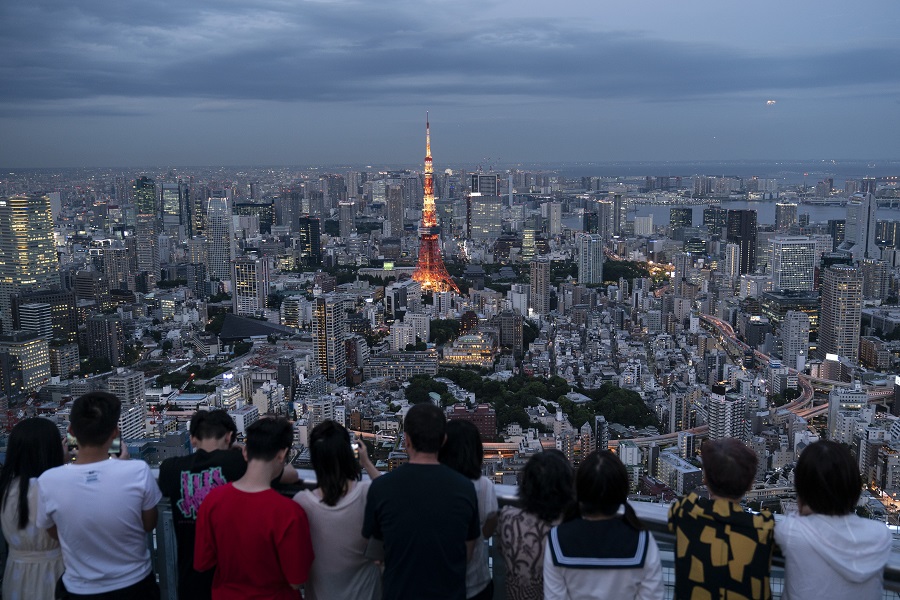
[361,480,381,540]
[194,495,217,572]
[481,478,498,524]
[773,515,790,550]
[140,463,164,510]
[34,476,54,530]
[278,505,314,585]
[637,534,665,600]
[465,484,480,541]
[542,537,566,600]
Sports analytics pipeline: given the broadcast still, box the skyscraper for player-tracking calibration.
[819,265,863,363]
[708,385,748,441]
[232,257,270,316]
[726,209,757,275]
[771,237,816,291]
[132,176,157,225]
[206,191,235,281]
[470,173,499,196]
[843,193,879,259]
[468,194,502,241]
[0,195,58,333]
[338,201,356,239]
[386,185,404,238]
[530,258,550,317]
[577,234,604,285]
[0,331,50,392]
[703,206,728,235]
[312,294,346,385]
[669,208,692,229]
[774,203,798,232]
[782,310,810,371]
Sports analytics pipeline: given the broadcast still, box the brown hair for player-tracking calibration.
[700,438,757,499]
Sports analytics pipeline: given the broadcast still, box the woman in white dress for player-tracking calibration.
[294,420,382,600]
[0,417,66,600]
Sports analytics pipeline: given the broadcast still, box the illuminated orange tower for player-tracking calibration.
[412,115,460,293]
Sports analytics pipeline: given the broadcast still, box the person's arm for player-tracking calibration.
[481,480,499,538]
[194,501,217,572]
[466,538,476,562]
[139,463,163,532]
[358,440,381,480]
[142,507,158,532]
[278,464,301,485]
[482,512,498,539]
[637,534,665,600]
[46,525,58,541]
[542,538,566,600]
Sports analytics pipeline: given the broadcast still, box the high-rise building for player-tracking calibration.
[596,201,613,240]
[338,201,356,239]
[206,191,235,281]
[723,243,741,281]
[470,173,499,196]
[708,385,748,441]
[232,257,270,316]
[312,294,346,385]
[132,177,157,224]
[775,203,798,232]
[103,244,136,292]
[160,182,184,232]
[548,202,562,236]
[672,253,691,296]
[726,209,757,275]
[498,310,524,357]
[771,237,816,291]
[87,314,126,367]
[468,194,502,241]
[861,259,889,301]
[297,217,322,267]
[14,304,52,340]
[703,206,728,236]
[107,369,146,405]
[529,259,550,317]
[819,265,863,363]
[0,194,59,333]
[386,185,404,238]
[11,289,77,344]
[843,193,879,259]
[669,208,692,229]
[782,310,810,371]
[0,331,50,392]
[577,234,604,285]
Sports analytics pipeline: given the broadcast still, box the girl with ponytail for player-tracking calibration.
[543,450,663,600]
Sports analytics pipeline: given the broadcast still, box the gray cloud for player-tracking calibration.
[2,0,898,116]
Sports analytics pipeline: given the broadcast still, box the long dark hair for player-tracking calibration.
[439,420,483,480]
[309,420,361,506]
[0,418,65,529]
[576,450,643,530]
[519,450,575,522]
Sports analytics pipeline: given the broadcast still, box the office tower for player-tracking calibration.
[577,234,604,285]
[470,173,499,196]
[612,194,625,235]
[412,117,459,293]
[312,294,346,385]
[726,209,758,275]
[529,258,550,316]
[386,185,403,237]
[548,202,562,236]
[583,209,598,234]
[633,215,653,237]
[276,188,302,230]
[771,237,816,291]
[861,259,889,301]
[498,310,523,356]
[232,257,270,316]
[703,206,728,236]
[827,219,846,251]
[672,253,691,296]
[0,331,51,392]
[782,311,810,371]
[87,314,126,367]
[73,270,109,305]
[844,193,879,259]
[160,182,183,232]
[670,208,692,229]
[297,217,322,267]
[107,369,146,405]
[0,194,59,333]
[468,194,502,241]
[11,289,77,344]
[132,177,157,225]
[14,304,52,340]
[819,265,863,363]
[339,201,356,239]
[134,219,160,286]
[775,203,798,232]
[594,415,609,452]
[206,191,235,281]
[708,385,748,441]
[233,201,275,235]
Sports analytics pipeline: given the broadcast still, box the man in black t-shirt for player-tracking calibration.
[158,410,299,600]
[363,403,480,600]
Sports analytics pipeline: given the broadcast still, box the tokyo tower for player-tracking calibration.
[412,115,460,294]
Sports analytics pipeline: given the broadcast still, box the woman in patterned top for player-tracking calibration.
[498,450,574,600]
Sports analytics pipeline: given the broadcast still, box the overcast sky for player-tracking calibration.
[1,0,898,168]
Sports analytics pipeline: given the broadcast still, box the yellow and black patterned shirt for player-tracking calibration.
[668,492,775,600]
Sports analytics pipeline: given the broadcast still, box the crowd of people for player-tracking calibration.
[0,391,892,599]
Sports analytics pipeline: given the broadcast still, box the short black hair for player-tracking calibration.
[404,403,445,454]
[439,419,483,480]
[577,450,644,530]
[70,392,121,447]
[245,417,293,462]
[700,438,757,499]
[309,420,361,506]
[520,450,575,522]
[190,410,237,442]
[795,441,861,515]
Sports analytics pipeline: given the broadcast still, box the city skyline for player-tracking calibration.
[2,0,899,168]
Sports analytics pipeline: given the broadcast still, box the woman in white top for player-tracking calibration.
[0,418,66,600]
[439,419,498,600]
[775,440,892,600]
[294,420,382,600]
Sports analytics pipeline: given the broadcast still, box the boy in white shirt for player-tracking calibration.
[37,391,162,599]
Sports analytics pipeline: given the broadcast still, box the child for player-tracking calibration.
[543,450,663,599]
[36,392,162,598]
[776,440,891,600]
[668,438,775,600]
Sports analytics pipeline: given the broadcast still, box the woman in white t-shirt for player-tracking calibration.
[294,420,382,600]
[439,419,498,600]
